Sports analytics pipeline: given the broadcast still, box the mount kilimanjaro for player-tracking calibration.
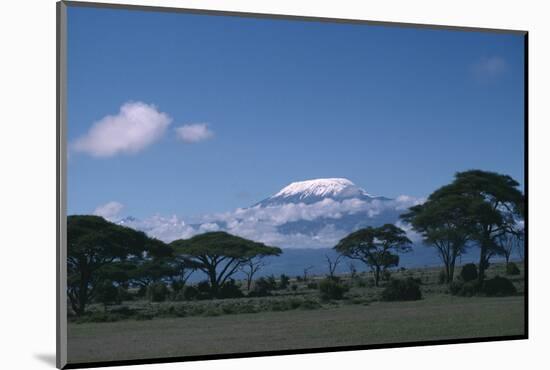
[116,178,422,248]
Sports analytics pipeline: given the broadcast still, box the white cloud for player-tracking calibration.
[93,201,124,220]
[72,101,172,157]
[395,219,424,244]
[121,214,196,242]
[473,56,508,80]
[121,195,424,248]
[175,123,214,143]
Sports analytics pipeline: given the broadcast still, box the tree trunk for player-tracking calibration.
[444,263,451,284]
[246,275,252,291]
[76,269,90,315]
[374,266,381,287]
[478,244,488,284]
[207,268,219,298]
[449,258,456,284]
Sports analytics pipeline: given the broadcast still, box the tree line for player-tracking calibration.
[335,170,524,287]
[67,169,524,315]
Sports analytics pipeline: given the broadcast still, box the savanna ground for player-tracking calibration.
[67,262,525,364]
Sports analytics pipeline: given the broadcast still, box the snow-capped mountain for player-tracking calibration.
[115,178,422,248]
[255,178,388,207]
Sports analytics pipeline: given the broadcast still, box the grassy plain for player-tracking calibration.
[67,262,525,364]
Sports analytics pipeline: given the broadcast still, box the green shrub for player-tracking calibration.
[506,262,520,276]
[290,284,298,291]
[135,312,154,321]
[460,263,478,282]
[354,278,368,288]
[381,278,422,301]
[95,281,120,306]
[196,281,213,299]
[299,299,322,310]
[449,280,481,297]
[116,286,133,301]
[307,281,319,290]
[482,276,517,296]
[178,286,199,301]
[449,281,462,295]
[270,300,292,311]
[218,279,244,299]
[438,270,447,285]
[250,276,277,297]
[279,274,290,289]
[202,307,222,317]
[109,306,135,317]
[146,282,169,302]
[460,281,481,297]
[171,281,185,292]
[77,311,122,323]
[319,278,348,301]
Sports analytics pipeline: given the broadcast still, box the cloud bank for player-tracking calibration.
[116,195,424,248]
[175,123,214,143]
[72,102,172,157]
[93,201,124,220]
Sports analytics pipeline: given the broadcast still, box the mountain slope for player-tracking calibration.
[115,178,421,248]
[255,178,387,207]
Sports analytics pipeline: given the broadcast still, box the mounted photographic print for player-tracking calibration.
[56,1,528,368]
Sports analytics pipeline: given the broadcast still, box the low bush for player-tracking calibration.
[449,280,481,297]
[196,281,213,299]
[109,306,135,317]
[250,276,277,297]
[298,299,321,310]
[135,312,154,321]
[506,262,521,276]
[482,276,517,296]
[307,281,319,290]
[77,311,122,323]
[319,278,348,301]
[279,274,290,289]
[217,279,244,299]
[460,263,478,282]
[438,270,447,285]
[171,281,185,292]
[95,281,120,306]
[146,282,169,302]
[381,278,422,301]
[116,286,133,301]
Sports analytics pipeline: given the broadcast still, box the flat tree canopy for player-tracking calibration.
[335,224,411,286]
[401,194,470,284]
[170,231,281,296]
[67,215,170,314]
[428,170,524,282]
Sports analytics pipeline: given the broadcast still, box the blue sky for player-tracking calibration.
[67,6,525,219]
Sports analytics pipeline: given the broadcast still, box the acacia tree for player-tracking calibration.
[67,215,168,315]
[168,255,200,287]
[325,254,343,279]
[497,222,524,265]
[335,224,412,286]
[516,228,525,263]
[129,258,179,289]
[401,194,470,284]
[429,170,524,283]
[170,232,281,297]
[240,257,267,291]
